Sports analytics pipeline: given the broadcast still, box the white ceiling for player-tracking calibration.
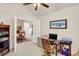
[23,3,79,17]
[0,3,79,17]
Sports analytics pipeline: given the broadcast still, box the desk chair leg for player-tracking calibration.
[47,51,51,56]
[43,50,51,56]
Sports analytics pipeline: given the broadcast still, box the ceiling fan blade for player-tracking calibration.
[35,4,38,11]
[23,3,32,5]
[41,3,49,8]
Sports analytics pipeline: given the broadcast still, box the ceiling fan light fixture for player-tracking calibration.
[34,3,40,7]
[38,3,40,7]
[34,3,36,7]
[23,3,49,11]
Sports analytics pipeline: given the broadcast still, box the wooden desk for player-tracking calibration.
[50,40,61,55]
[40,36,72,56]
[50,40,72,56]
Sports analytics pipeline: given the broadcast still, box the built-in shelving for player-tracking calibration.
[0,24,10,56]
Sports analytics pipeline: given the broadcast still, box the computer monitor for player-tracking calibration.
[49,34,57,40]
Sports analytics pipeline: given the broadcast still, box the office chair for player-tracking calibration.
[41,38,55,56]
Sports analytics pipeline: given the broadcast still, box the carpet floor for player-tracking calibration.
[6,41,43,56]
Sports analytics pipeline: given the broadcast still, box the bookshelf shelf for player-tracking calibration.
[0,24,10,56]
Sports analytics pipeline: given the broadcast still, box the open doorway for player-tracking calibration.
[16,19,33,43]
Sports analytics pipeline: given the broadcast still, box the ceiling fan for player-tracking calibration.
[23,3,49,11]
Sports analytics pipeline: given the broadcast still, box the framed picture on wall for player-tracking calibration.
[50,19,67,29]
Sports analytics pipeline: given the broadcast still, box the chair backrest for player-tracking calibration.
[42,38,51,50]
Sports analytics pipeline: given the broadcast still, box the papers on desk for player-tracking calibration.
[50,39,55,41]
[50,39,61,44]
[53,40,61,44]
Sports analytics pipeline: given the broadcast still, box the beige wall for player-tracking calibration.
[40,5,79,54]
[0,4,40,49]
